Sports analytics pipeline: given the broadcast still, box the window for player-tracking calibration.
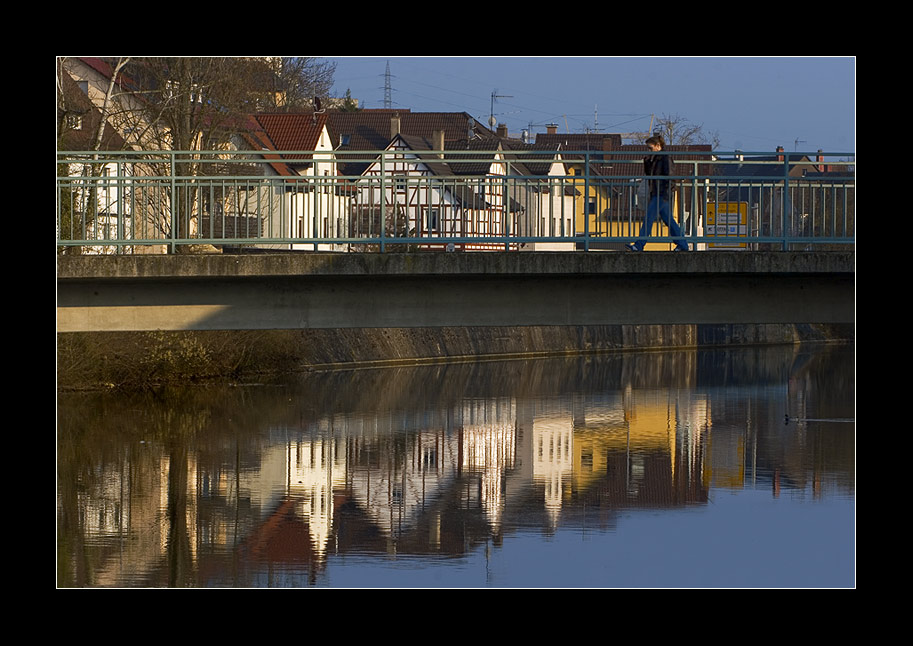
[427,208,440,232]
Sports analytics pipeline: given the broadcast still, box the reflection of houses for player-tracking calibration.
[459,398,517,534]
[60,378,721,586]
[345,398,517,543]
[236,435,346,569]
[532,413,574,526]
[531,389,712,513]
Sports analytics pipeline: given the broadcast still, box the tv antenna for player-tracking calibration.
[489,89,512,129]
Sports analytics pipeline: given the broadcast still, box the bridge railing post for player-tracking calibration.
[781,154,791,251]
[380,151,386,253]
[584,151,590,252]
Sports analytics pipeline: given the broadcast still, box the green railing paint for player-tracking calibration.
[57,149,855,252]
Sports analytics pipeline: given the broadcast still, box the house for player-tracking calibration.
[498,138,578,250]
[352,131,508,249]
[59,57,162,151]
[534,129,624,239]
[327,109,498,173]
[593,144,714,250]
[241,109,522,250]
[713,146,854,245]
[237,112,348,250]
[346,114,578,251]
[58,61,150,253]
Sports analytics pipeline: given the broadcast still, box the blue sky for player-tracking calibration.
[328,56,855,154]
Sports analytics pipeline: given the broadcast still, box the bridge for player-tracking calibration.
[57,148,855,335]
[56,251,855,333]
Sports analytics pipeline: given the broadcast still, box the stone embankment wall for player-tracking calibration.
[57,323,853,391]
[56,252,854,390]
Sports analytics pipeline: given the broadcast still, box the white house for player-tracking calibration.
[499,141,577,251]
[354,133,550,250]
[235,112,349,251]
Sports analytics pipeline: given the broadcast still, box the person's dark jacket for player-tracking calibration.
[644,153,671,200]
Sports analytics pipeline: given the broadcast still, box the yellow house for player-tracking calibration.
[594,144,714,250]
[535,131,713,251]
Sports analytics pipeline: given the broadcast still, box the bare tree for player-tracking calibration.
[651,113,721,149]
[58,57,136,253]
[119,57,336,242]
[58,56,339,251]
[261,57,337,111]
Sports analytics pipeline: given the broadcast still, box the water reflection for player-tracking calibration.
[57,344,855,587]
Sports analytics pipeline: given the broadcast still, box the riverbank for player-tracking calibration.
[56,323,854,391]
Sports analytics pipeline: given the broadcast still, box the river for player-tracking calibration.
[57,343,855,588]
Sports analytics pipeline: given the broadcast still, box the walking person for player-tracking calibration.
[626,134,689,251]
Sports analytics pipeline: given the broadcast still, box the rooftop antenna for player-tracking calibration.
[794,137,806,151]
[489,89,512,129]
[384,61,392,109]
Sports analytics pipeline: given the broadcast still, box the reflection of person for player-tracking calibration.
[626,135,689,252]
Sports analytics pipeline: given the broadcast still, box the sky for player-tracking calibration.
[328,56,855,154]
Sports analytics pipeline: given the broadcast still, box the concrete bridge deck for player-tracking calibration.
[56,251,855,333]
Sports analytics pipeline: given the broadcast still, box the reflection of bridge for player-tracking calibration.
[56,251,854,332]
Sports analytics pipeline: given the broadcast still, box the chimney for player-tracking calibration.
[432,129,444,158]
[546,123,558,135]
[776,145,784,162]
[497,123,508,138]
[390,113,401,139]
[817,149,826,173]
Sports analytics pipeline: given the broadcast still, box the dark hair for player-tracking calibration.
[645,134,665,149]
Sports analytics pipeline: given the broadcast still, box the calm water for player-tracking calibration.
[57,343,855,588]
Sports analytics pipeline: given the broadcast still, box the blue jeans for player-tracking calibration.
[633,196,689,251]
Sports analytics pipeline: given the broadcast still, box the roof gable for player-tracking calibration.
[253,112,330,159]
[57,68,129,151]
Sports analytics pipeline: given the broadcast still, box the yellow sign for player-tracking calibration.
[707,202,748,249]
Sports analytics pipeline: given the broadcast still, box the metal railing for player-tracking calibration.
[56,149,855,253]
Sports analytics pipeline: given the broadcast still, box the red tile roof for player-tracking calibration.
[252,112,329,159]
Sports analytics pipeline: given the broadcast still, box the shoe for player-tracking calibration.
[624,243,640,252]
